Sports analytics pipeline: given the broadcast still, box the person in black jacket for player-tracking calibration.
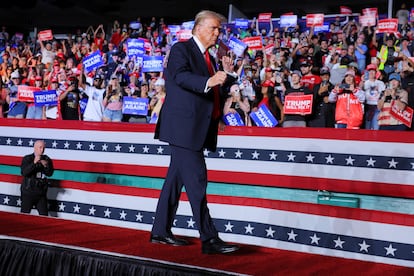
[20,140,54,216]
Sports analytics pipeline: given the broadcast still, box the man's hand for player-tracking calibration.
[207,71,227,87]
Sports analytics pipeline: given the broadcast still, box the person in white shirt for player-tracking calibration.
[79,73,106,121]
[362,64,386,129]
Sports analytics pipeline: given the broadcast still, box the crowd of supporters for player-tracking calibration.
[0,7,413,130]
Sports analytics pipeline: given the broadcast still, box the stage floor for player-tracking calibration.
[1,211,413,276]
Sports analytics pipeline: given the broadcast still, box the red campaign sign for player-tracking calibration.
[362,8,378,17]
[306,14,324,27]
[390,100,413,128]
[359,14,377,27]
[283,94,313,115]
[340,6,352,15]
[176,30,192,41]
[258,13,272,22]
[242,36,263,50]
[264,43,274,56]
[17,86,41,102]
[377,19,398,34]
[38,30,53,41]
[143,38,152,52]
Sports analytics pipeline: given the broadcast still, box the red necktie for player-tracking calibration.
[204,50,221,120]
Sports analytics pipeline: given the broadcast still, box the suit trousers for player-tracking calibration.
[151,145,218,241]
[20,193,48,216]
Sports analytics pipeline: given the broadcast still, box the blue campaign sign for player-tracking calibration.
[127,38,145,59]
[122,96,149,115]
[142,56,164,73]
[83,50,104,73]
[79,98,88,114]
[168,25,181,35]
[250,104,278,127]
[280,15,298,27]
[148,113,158,124]
[235,18,249,29]
[181,21,194,30]
[228,37,247,57]
[33,90,58,106]
[223,112,245,126]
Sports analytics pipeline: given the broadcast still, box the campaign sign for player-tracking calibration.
[83,50,104,73]
[306,14,324,27]
[284,94,313,115]
[127,38,145,59]
[148,113,158,124]
[235,19,249,29]
[359,14,377,27]
[38,30,53,41]
[242,36,263,50]
[79,98,88,114]
[129,21,141,30]
[280,15,297,27]
[340,6,352,15]
[314,24,330,34]
[176,29,193,41]
[223,112,245,126]
[390,100,413,128]
[34,90,58,106]
[142,56,164,73]
[250,104,278,127]
[264,43,274,56]
[362,7,378,17]
[181,21,195,30]
[168,25,181,35]
[17,86,41,102]
[122,96,148,116]
[377,19,398,33]
[258,13,272,23]
[228,37,247,57]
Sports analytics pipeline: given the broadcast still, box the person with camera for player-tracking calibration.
[223,83,251,126]
[377,73,409,131]
[20,140,54,216]
[102,75,124,122]
[328,70,365,129]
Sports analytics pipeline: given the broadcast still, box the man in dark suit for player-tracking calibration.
[151,10,240,254]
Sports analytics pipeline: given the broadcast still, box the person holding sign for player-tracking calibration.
[378,73,409,130]
[151,10,239,255]
[282,70,313,127]
[6,70,27,118]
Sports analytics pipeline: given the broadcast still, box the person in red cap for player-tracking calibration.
[362,63,385,129]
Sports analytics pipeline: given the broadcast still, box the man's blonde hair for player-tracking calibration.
[192,10,226,35]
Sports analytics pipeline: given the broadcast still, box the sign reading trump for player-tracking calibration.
[284,94,313,115]
[34,90,58,106]
[141,56,164,73]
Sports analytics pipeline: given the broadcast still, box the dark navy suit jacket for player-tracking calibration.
[155,37,235,152]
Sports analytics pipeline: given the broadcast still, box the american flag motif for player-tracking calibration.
[0,120,413,268]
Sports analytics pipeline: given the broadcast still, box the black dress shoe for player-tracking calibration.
[150,234,189,246]
[202,237,239,254]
